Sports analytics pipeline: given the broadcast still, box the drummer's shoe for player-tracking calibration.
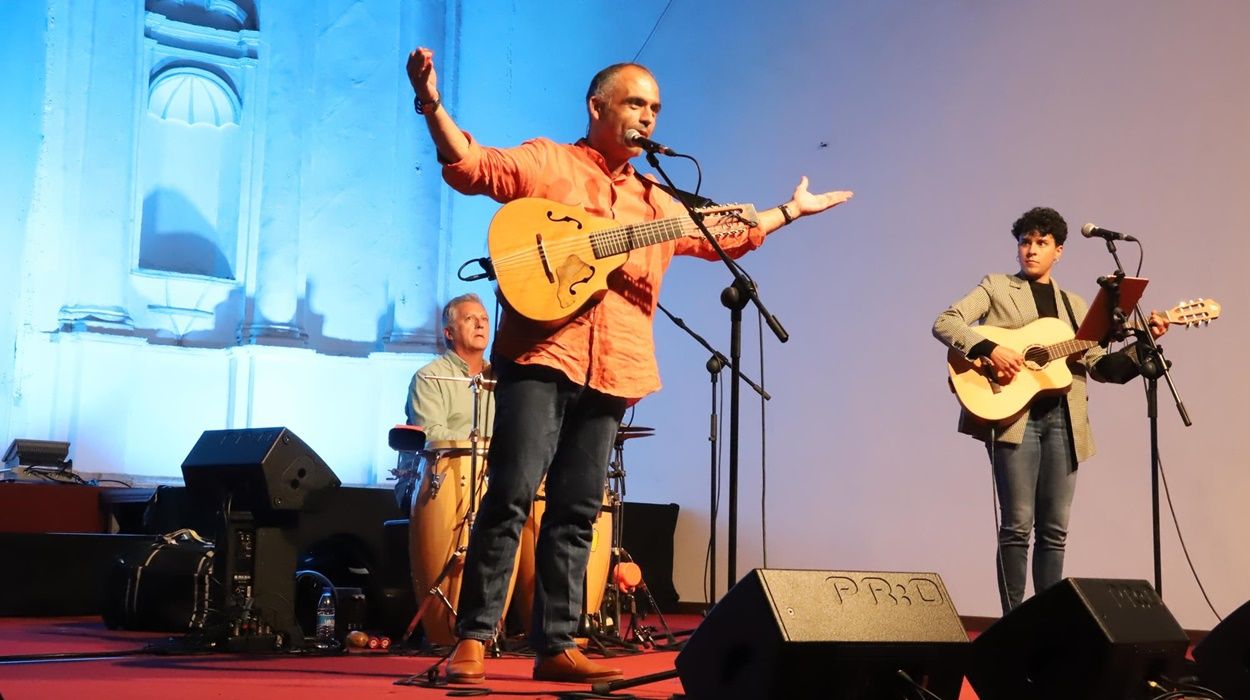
[446,639,486,684]
[532,648,623,683]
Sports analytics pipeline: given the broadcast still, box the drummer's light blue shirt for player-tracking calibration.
[405,351,495,442]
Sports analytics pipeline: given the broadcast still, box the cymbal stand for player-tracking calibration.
[602,438,675,649]
[577,441,634,653]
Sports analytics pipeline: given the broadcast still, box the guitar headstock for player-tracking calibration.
[1165,298,1221,327]
[694,204,760,237]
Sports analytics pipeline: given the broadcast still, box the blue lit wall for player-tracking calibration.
[3,0,1248,627]
[0,1,48,443]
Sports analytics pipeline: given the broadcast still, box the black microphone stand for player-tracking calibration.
[645,149,787,595]
[1097,237,1191,595]
[655,302,770,605]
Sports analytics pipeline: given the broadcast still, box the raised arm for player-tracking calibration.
[406,47,469,164]
[755,176,853,235]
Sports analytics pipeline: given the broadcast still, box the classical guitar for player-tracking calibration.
[486,198,759,324]
[947,298,1220,422]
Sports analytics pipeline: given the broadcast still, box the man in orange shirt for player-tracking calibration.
[406,46,853,684]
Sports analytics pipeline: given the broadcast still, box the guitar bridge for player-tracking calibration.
[535,233,555,284]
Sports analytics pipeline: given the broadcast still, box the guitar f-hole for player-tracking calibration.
[546,210,584,229]
[535,233,555,284]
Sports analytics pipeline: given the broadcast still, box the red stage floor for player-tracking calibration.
[0,615,982,699]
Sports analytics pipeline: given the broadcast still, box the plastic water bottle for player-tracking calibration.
[315,587,336,648]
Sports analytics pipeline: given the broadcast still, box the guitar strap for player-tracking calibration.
[1060,289,1090,381]
[1060,290,1079,332]
[641,176,718,209]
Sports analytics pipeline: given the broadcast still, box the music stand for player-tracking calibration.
[1075,275,1147,344]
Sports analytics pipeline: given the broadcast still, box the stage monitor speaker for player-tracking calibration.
[968,578,1189,700]
[1193,598,1250,698]
[181,427,340,513]
[675,568,969,700]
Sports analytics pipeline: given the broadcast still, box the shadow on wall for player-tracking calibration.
[125,190,440,355]
[139,188,234,279]
[301,280,409,356]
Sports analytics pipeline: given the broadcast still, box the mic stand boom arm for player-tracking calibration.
[655,302,770,605]
[655,303,771,402]
[645,152,789,344]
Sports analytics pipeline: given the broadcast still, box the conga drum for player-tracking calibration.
[407,439,517,645]
[513,479,613,633]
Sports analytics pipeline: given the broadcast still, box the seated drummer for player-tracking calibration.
[396,293,496,510]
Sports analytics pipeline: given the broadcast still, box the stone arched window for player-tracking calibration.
[129,1,260,340]
[137,65,243,278]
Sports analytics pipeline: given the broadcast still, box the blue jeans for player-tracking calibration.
[989,402,1078,614]
[454,361,625,654]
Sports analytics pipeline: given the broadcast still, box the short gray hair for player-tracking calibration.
[586,62,654,102]
[442,292,484,328]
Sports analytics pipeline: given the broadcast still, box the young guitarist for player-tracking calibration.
[932,206,1169,614]
[406,48,852,684]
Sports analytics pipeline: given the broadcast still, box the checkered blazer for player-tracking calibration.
[932,273,1104,463]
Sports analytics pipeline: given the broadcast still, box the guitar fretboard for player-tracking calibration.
[1030,339,1099,364]
[589,217,690,258]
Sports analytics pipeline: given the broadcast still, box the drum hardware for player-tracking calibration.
[400,547,464,645]
[388,425,427,513]
[583,425,677,650]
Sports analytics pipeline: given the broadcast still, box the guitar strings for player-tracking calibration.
[488,214,744,272]
[489,216,692,268]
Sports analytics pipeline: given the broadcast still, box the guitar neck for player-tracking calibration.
[1040,338,1099,362]
[588,216,698,258]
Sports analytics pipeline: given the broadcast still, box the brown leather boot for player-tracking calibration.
[446,638,485,684]
[532,648,624,683]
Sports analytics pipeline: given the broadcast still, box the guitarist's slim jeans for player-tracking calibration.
[453,360,626,654]
[989,402,1078,614]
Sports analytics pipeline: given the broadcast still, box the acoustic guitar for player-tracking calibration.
[947,298,1220,422]
[486,198,758,324]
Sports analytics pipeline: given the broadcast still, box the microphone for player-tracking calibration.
[1081,223,1138,242]
[624,128,677,156]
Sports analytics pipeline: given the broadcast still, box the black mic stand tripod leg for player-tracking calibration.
[706,353,722,607]
[590,668,681,696]
[721,280,750,586]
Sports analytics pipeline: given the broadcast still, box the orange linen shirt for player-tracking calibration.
[444,135,766,401]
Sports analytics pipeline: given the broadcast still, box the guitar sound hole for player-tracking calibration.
[1023,346,1048,368]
